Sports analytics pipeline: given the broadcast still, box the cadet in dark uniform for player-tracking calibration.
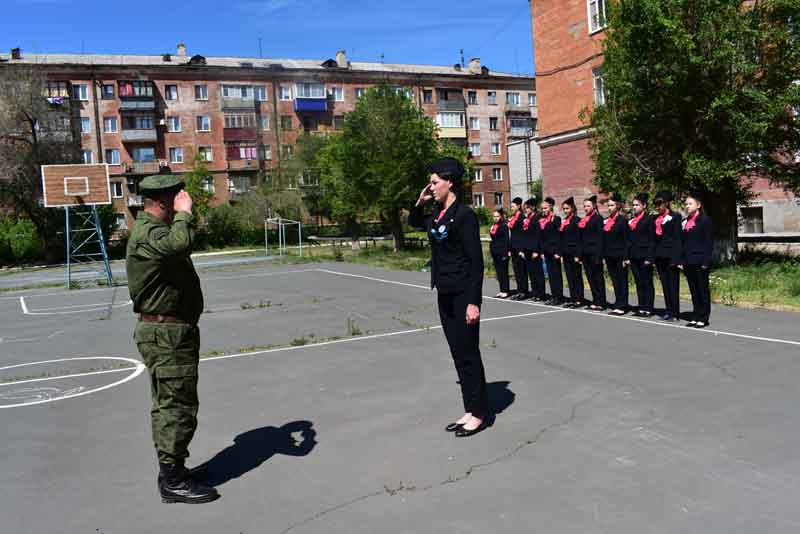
[507,197,528,300]
[578,195,607,310]
[680,193,714,328]
[409,158,489,438]
[126,175,219,504]
[558,197,584,308]
[602,193,629,315]
[539,197,563,305]
[653,191,683,321]
[626,193,656,317]
[521,197,546,301]
[489,208,511,298]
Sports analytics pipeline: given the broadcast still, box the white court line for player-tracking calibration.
[19,296,133,315]
[0,367,134,387]
[0,286,119,301]
[316,268,800,348]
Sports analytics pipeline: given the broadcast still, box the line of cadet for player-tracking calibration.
[488,191,714,329]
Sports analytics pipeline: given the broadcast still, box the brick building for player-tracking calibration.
[529,0,799,233]
[1,46,536,230]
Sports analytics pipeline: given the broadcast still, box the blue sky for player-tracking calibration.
[2,0,535,75]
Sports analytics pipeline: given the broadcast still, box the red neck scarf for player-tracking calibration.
[655,211,668,236]
[684,211,699,232]
[539,213,554,230]
[490,222,500,236]
[628,211,645,231]
[434,205,449,224]
[522,213,535,231]
[578,210,594,229]
[507,211,522,230]
[603,212,619,232]
[559,213,573,232]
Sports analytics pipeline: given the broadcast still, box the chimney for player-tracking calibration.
[335,49,347,68]
[468,57,481,75]
[453,63,462,72]
[11,48,21,60]
[177,43,187,57]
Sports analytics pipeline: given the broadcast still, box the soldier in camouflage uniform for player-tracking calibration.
[126,175,219,504]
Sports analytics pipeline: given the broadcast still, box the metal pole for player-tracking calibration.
[279,220,284,256]
[65,206,71,289]
[298,222,303,257]
[93,205,114,287]
[264,219,268,257]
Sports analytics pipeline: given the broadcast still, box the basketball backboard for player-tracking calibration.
[41,164,111,208]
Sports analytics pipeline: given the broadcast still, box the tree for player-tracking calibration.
[182,153,215,220]
[586,0,800,262]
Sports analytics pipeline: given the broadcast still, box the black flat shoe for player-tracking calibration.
[445,422,464,432]
[454,421,488,438]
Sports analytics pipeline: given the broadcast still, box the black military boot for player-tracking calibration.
[158,462,220,504]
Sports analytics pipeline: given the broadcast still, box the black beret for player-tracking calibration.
[609,192,624,203]
[544,196,556,206]
[654,191,674,203]
[427,157,464,182]
[635,193,649,204]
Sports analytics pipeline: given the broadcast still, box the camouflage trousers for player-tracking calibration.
[134,321,200,465]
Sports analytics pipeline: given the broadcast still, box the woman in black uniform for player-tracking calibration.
[602,193,629,315]
[626,193,656,317]
[578,195,607,311]
[409,157,489,438]
[507,197,527,300]
[680,193,714,328]
[557,197,584,308]
[489,208,511,299]
[539,197,563,305]
[653,191,683,321]
[522,197,546,301]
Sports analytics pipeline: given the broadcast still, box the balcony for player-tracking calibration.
[126,161,159,174]
[438,126,467,139]
[294,98,328,113]
[119,99,156,111]
[508,127,536,138]
[223,127,258,142]
[504,102,530,113]
[127,195,143,207]
[437,98,466,112]
[227,159,259,171]
[221,96,256,110]
[121,129,158,143]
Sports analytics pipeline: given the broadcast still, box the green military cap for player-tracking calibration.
[139,174,185,197]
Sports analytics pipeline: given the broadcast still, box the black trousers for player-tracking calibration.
[511,249,528,294]
[544,253,563,300]
[437,292,489,417]
[492,255,510,293]
[655,257,681,316]
[605,257,629,308]
[582,254,607,306]
[684,265,711,323]
[630,259,655,312]
[524,251,546,299]
[562,255,584,303]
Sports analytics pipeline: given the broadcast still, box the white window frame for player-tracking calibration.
[487,91,497,105]
[470,143,481,157]
[103,117,118,133]
[80,117,91,134]
[115,213,127,231]
[474,169,483,182]
[167,116,181,133]
[255,86,268,101]
[473,193,485,207]
[80,150,93,164]
[470,116,480,130]
[280,86,293,101]
[506,92,521,106]
[436,112,465,128]
[494,192,504,206]
[260,115,270,131]
[295,83,325,98]
[261,144,272,160]
[489,117,499,131]
[198,147,213,162]
[165,85,179,101]
[593,67,606,106]
[587,0,608,33]
[202,177,215,193]
[105,149,121,165]
[355,87,366,99]
[491,143,501,156]
[169,147,184,164]
[111,181,124,198]
[195,85,209,101]
[528,92,537,107]
[331,86,344,102]
[73,84,89,101]
[493,168,503,181]
[196,115,211,132]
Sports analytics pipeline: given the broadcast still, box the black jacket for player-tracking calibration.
[520,214,541,252]
[558,215,582,257]
[508,211,526,250]
[627,213,655,262]
[653,210,683,264]
[681,212,713,267]
[540,215,562,256]
[579,212,604,257]
[489,221,510,258]
[602,213,629,259]
[409,202,484,306]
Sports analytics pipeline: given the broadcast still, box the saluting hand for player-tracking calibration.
[466,304,480,325]
[554,254,561,260]
[174,190,193,214]
[416,184,434,207]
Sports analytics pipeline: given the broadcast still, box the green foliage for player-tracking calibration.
[183,154,215,220]
[473,206,493,226]
[0,218,41,264]
[205,204,243,249]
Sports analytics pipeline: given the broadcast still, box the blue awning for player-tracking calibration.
[294,98,327,113]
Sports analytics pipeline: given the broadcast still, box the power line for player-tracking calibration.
[474,3,530,55]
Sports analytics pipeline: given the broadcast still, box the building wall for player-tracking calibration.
[507,138,542,203]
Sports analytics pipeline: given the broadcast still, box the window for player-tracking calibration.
[528,92,537,107]
[115,213,127,231]
[334,116,345,130]
[295,83,324,98]
[470,116,480,130]
[474,169,483,182]
[593,67,606,106]
[165,85,178,101]
[260,115,270,131]
[196,116,211,131]
[202,177,215,193]
[123,115,154,130]
[491,143,501,156]
[468,91,478,105]
[281,145,293,159]
[166,116,181,132]
[132,147,156,162]
[355,87,366,99]
[119,81,153,98]
[106,149,120,165]
[740,206,764,234]
[280,86,293,101]
[506,92,520,106]
[436,112,465,128]
[101,84,114,100]
[194,85,208,100]
[169,147,184,164]
[81,149,93,164]
[470,143,481,156]
[222,85,253,99]
[239,145,258,160]
[73,84,88,101]
[588,0,608,33]
[473,193,484,207]
[80,117,91,134]
[494,193,504,206]
[331,87,344,102]
[224,113,255,128]
[261,144,272,160]
[104,117,118,133]
[44,81,70,98]
[423,89,433,103]
[493,168,503,181]
[111,181,124,198]
[394,87,413,99]
[280,115,293,130]
[255,86,268,101]
[489,117,499,130]
[487,91,497,105]
[301,169,320,187]
[198,147,213,162]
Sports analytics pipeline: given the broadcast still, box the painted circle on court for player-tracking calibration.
[0,356,145,409]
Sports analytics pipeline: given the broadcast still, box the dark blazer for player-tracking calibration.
[682,212,713,267]
[409,202,484,306]
[627,214,655,262]
[602,214,629,259]
[540,215,562,256]
[653,210,683,265]
[520,214,541,252]
[579,212,604,257]
[558,215,582,257]
[489,221,510,258]
[508,211,526,250]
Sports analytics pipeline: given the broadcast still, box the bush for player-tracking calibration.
[206,204,243,248]
[0,218,42,265]
[473,206,493,226]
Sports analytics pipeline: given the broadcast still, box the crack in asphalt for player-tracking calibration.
[278,395,595,534]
